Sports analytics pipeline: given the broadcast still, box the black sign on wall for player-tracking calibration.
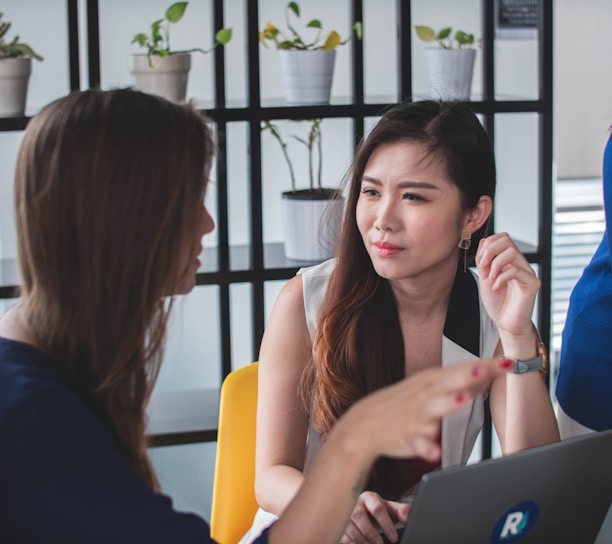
[495,0,539,40]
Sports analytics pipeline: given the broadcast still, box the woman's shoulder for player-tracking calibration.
[298,257,337,280]
[0,337,59,413]
[0,337,105,449]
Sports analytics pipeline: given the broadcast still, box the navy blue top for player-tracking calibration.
[555,135,612,430]
[0,336,270,543]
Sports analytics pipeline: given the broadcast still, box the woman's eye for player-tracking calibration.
[403,193,426,201]
[361,187,379,197]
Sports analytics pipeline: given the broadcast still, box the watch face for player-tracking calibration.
[537,341,548,373]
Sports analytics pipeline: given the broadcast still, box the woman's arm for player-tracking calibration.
[254,274,313,515]
[266,357,509,544]
[476,233,560,453]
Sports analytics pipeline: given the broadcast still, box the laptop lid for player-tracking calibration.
[399,430,612,543]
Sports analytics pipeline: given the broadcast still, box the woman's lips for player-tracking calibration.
[373,241,403,257]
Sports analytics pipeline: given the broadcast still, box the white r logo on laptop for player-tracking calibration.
[491,501,539,543]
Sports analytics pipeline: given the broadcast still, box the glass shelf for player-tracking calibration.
[0,238,541,299]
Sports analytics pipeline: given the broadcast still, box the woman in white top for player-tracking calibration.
[243,101,559,544]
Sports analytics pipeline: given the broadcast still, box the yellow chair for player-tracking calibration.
[210,362,259,544]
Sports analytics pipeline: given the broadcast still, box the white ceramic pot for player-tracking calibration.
[129,53,191,103]
[280,189,344,262]
[279,49,336,105]
[423,48,476,101]
[0,57,32,117]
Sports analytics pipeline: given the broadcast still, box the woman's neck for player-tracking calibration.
[389,260,458,322]
[0,301,42,350]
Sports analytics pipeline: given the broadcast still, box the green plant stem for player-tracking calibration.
[263,121,297,193]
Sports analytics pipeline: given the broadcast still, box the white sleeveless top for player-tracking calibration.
[239,258,499,543]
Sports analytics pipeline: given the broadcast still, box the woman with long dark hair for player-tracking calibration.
[246,101,560,544]
[0,89,509,543]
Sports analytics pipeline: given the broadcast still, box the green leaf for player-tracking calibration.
[437,27,452,40]
[287,2,300,18]
[453,30,475,47]
[215,27,232,45]
[353,21,363,40]
[0,20,11,41]
[414,25,435,42]
[151,19,164,34]
[278,40,296,49]
[306,19,322,29]
[131,33,148,46]
[166,2,188,24]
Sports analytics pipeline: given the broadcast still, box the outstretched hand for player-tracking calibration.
[342,357,511,475]
[269,358,511,544]
[331,357,511,544]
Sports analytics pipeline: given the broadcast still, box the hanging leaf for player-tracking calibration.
[215,28,233,45]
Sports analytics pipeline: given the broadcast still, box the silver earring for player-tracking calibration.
[458,230,472,273]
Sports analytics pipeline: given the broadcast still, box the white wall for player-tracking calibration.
[554,0,612,179]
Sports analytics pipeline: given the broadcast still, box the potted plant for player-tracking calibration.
[262,118,344,262]
[260,2,362,105]
[130,1,231,103]
[414,25,479,101]
[0,12,43,117]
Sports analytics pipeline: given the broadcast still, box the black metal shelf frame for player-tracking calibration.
[0,0,554,454]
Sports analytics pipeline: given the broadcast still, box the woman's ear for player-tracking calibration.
[464,195,493,232]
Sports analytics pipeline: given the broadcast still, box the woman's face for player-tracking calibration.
[356,140,473,283]
[174,195,215,295]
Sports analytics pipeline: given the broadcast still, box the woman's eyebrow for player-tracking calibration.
[361,175,439,190]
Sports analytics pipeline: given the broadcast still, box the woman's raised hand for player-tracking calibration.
[475,232,540,338]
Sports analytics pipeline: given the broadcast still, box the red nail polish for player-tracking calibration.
[456,392,466,403]
[471,364,482,377]
[500,358,513,369]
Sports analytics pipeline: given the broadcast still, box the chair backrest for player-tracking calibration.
[210,362,259,544]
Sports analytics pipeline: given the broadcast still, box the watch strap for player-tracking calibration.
[512,356,543,374]
[510,340,548,374]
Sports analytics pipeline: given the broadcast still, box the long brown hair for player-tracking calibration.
[14,88,215,488]
[302,101,497,499]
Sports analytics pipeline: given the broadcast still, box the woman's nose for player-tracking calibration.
[201,204,215,236]
[374,199,397,232]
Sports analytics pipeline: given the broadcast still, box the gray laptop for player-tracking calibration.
[393,430,612,543]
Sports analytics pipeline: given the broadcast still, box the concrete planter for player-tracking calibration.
[280,188,344,262]
[0,57,32,117]
[423,48,476,101]
[279,49,336,105]
[129,52,191,103]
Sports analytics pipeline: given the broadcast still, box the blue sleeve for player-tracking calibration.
[555,134,612,430]
[0,375,213,544]
[603,135,612,260]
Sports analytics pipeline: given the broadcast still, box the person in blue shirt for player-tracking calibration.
[556,132,612,435]
[0,88,510,543]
